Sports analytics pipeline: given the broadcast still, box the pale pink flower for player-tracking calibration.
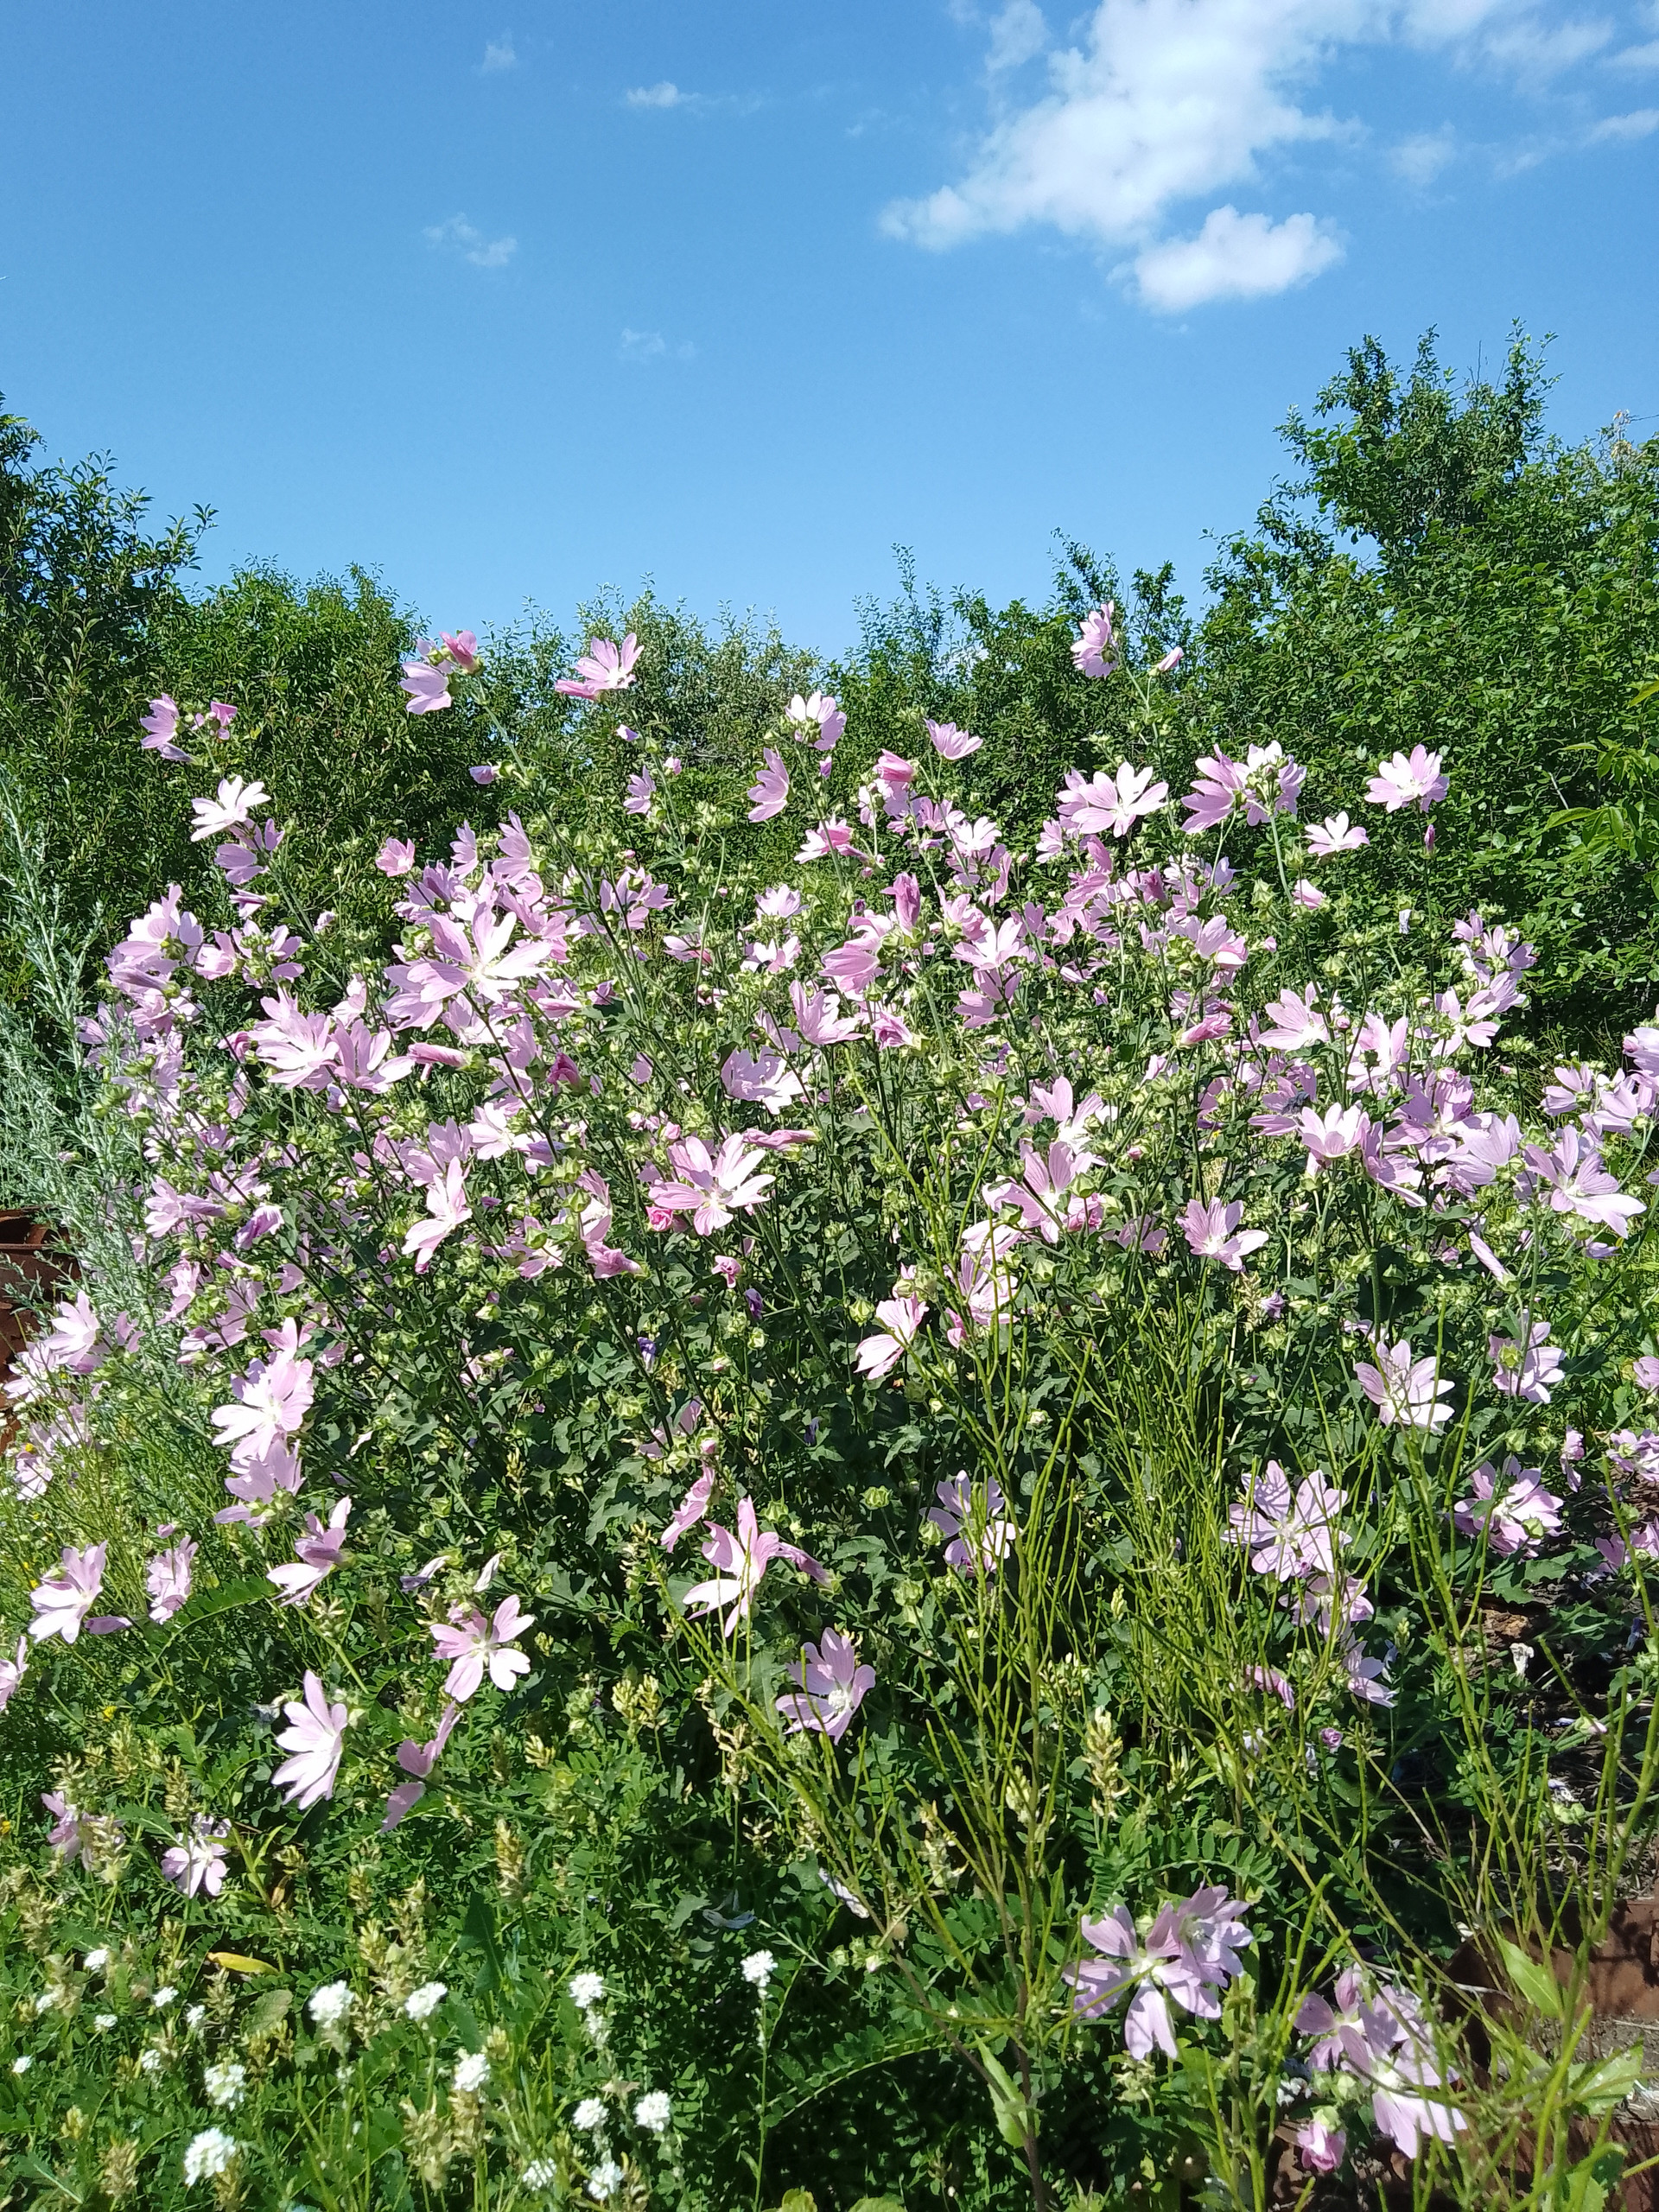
[1489,1319,1564,1405]
[377,837,416,876]
[1354,1338,1453,1431]
[442,629,480,671]
[721,1047,804,1116]
[1293,2120,1345,2174]
[429,1594,536,1700]
[1065,1888,1252,2059]
[28,1543,108,1645]
[1227,1464,1345,1583]
[1637,1356,1659,1392]
[271,1672,350,1808]
[926,719,982,760]
[1306,812,1369,858]
[1154,646,1185,674]
[624,768,655,816]
[1258,985,1330,1051]
[1343,1643,1395,1706]
[267,1498,352,1605]
[1071,603,1116,679]
[0,1637,27,1713]
[1058,764,1168,840]
[1452,1459,1562,1557]
[469,764,499,785]
[775,1628,874,1742]
[797,817,854,861]
[1179,1198,1268,1272]
[555,634,640,698]
[1297,1103,1370,1170]
[1366,746,1447,814]
[787,691,846,748]
[382,1701,461,1830]
[683,1499,829,1638]
[400,659,453,715]
[189,777,273,842]
[661,1469,716,1551]
[146,1537,197,1624]
[651,1135,776,1236]
[747,747,790,823]
[928,1474,1015,1575]
[1521,1128,1644,1239]
[756,884,803,919]
[855,1295,927,1382]
[403,1158,473,1272]
[162,1817,231,1898]
[140,694,189,761]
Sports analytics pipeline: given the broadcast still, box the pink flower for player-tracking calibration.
[1521,1128,1644,1239]
[271,1672,349,1809]
[926,719,982,760]
[267,1498,352,1605]
[1258,984,1330,1051]
[1291,877,1325,909]
[1057,764,1168,840]
[776,1628,874,1742]
[1366,746,1448,814]
[1306,812,1369,858]
[683,1497,826,1637]
[1489,1319,1564,1404]
[661,1469,716,1551]
[442,629,480,671]
[1071,603,1116,679]
[0,1637,27,1713]
[1065,1888,1252,2058]
[1342,1643,1395,1706]
[429,1594,536,1700]
[1179,1197,1268,1271]
[469,764,499,785]
[1452,1458,1562,1556]
[747,747,790,823]
[721,1047,804,1116]
[928,1474,1015,1576]
[28,1543,108,1645]
[650,1135,777,1236]
[140,694,189,761]
[1354,1338,1453,1431]
[190,777,273,842]
[797,817,854,861]
[146,1537,197,1624]
[1637,1356,1659,1391]
[382,1700,461,1830]
[1227,1464,1345,1583]
[377,837,416,877]
[855,1295,927,1382]
[787,691,846,748]
[556,634,640,698]
[400,659,453,715]
[161,1817,231,1898]
[624,767,655,816]
[404,1158,473,1272]
[1293,2120,1345,2174]
[1297,1103,1370,1170]
[1154,646,1184,674]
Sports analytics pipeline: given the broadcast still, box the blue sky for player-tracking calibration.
[4,0,1657,654]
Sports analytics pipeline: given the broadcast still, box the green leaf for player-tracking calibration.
[155,1574,271,1648]
[1497,1935,1567,2020]
[976,2045,1039,2150]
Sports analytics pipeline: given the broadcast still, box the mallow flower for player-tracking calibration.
[429,1596,536,1700]
[775,1628,874,1743]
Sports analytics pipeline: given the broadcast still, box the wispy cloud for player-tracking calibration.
[1132,206,1343,311]
[1611,35,1659,62]
[881,0,1646,312]
[620,327,697,365]
[1588,101,1659,131]
[424,215,518,270]
[626,80,686,108]
[480,35,517,73]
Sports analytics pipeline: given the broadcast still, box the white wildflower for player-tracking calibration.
[182,2128,238,2184]
[574,2096,607,2132]
[523,2161,559,2191]
[587,2163,624,2203]
[33,1992,56,2014]
[139,2048,164,2075]
[205,2060,247,2110]
[306,1980,353,2030]
[633,2090,671,2133]
[83,1948,110,1973]
[10,2056,31,2075]
[452,2050,490,2094]
[403,1981,447,2022]
[186,2004,207,2031]
[153,1985,179,2009]
[93,2013,118,2032]
[568,1971,606,2011]
[741,1949,776,1992]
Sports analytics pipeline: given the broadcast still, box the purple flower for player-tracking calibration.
[267,1498,351,1605]
[775,1628,874,1743]
[1354,1338,1453,1432]
[429,1595,536,1700]
[382,1701,461,1831]
[1179,1197,1268,1272]
[555,634,640,699]
[469,764,499,785]
[926,719,981,760]
[1366,746,1448,814]
[660,1468,716,1551]
[147,1537,197,1624]
[1636,1356,1659,1391]
[162,1817,231,1898]
[683,1498,827,1638]
[624,767,655,816]
[1489,1319,1564,1405]
[400,659,453,715]
[1451,1459,1562,1557]
[1180,743,1302,836]
[139,695,190,762]
[377,837,416,877]
[1306,811,1368,858]
[1071,603,1116,679]
[747,748,790,823]
[0,1637,28,1713]
[28,1543,108,1645]
[1065,1887,1252,2059]
[210,1320,315,1465]
[271,1672,349,1809]
[855,1295,926,1382]
[787,691,846,749]
[928,1474,1016,1576]
[1294,2119,1345,2174]
[1056,764,1168,840]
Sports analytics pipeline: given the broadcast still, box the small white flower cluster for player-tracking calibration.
[307,1980,353,2031]
[634,2090,672,2134]
[523,2160,559,2191]
[568,1970,607,2044]
[404,1981,447,2023]
[153,1985,179,2009]
[83,1948,111,1974]
[741,1948,776,1993]
[453,2050,490,2094]
[574,2096,607,2133]
[183,2128,238,2184]
[204,2060,248,2111]
[587,2162,624,2203]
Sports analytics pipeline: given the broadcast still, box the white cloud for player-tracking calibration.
[619,327,696,364]
[988,0,1048,70]
[1588,101,1659,131]
[627,80,684,108]
[1392,124,1458,181]
[1132,204,1342,308]
[1611,35,1659,63]
[1478,14,1612,79]
[424,215,518,270]
[480,36,517,73]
